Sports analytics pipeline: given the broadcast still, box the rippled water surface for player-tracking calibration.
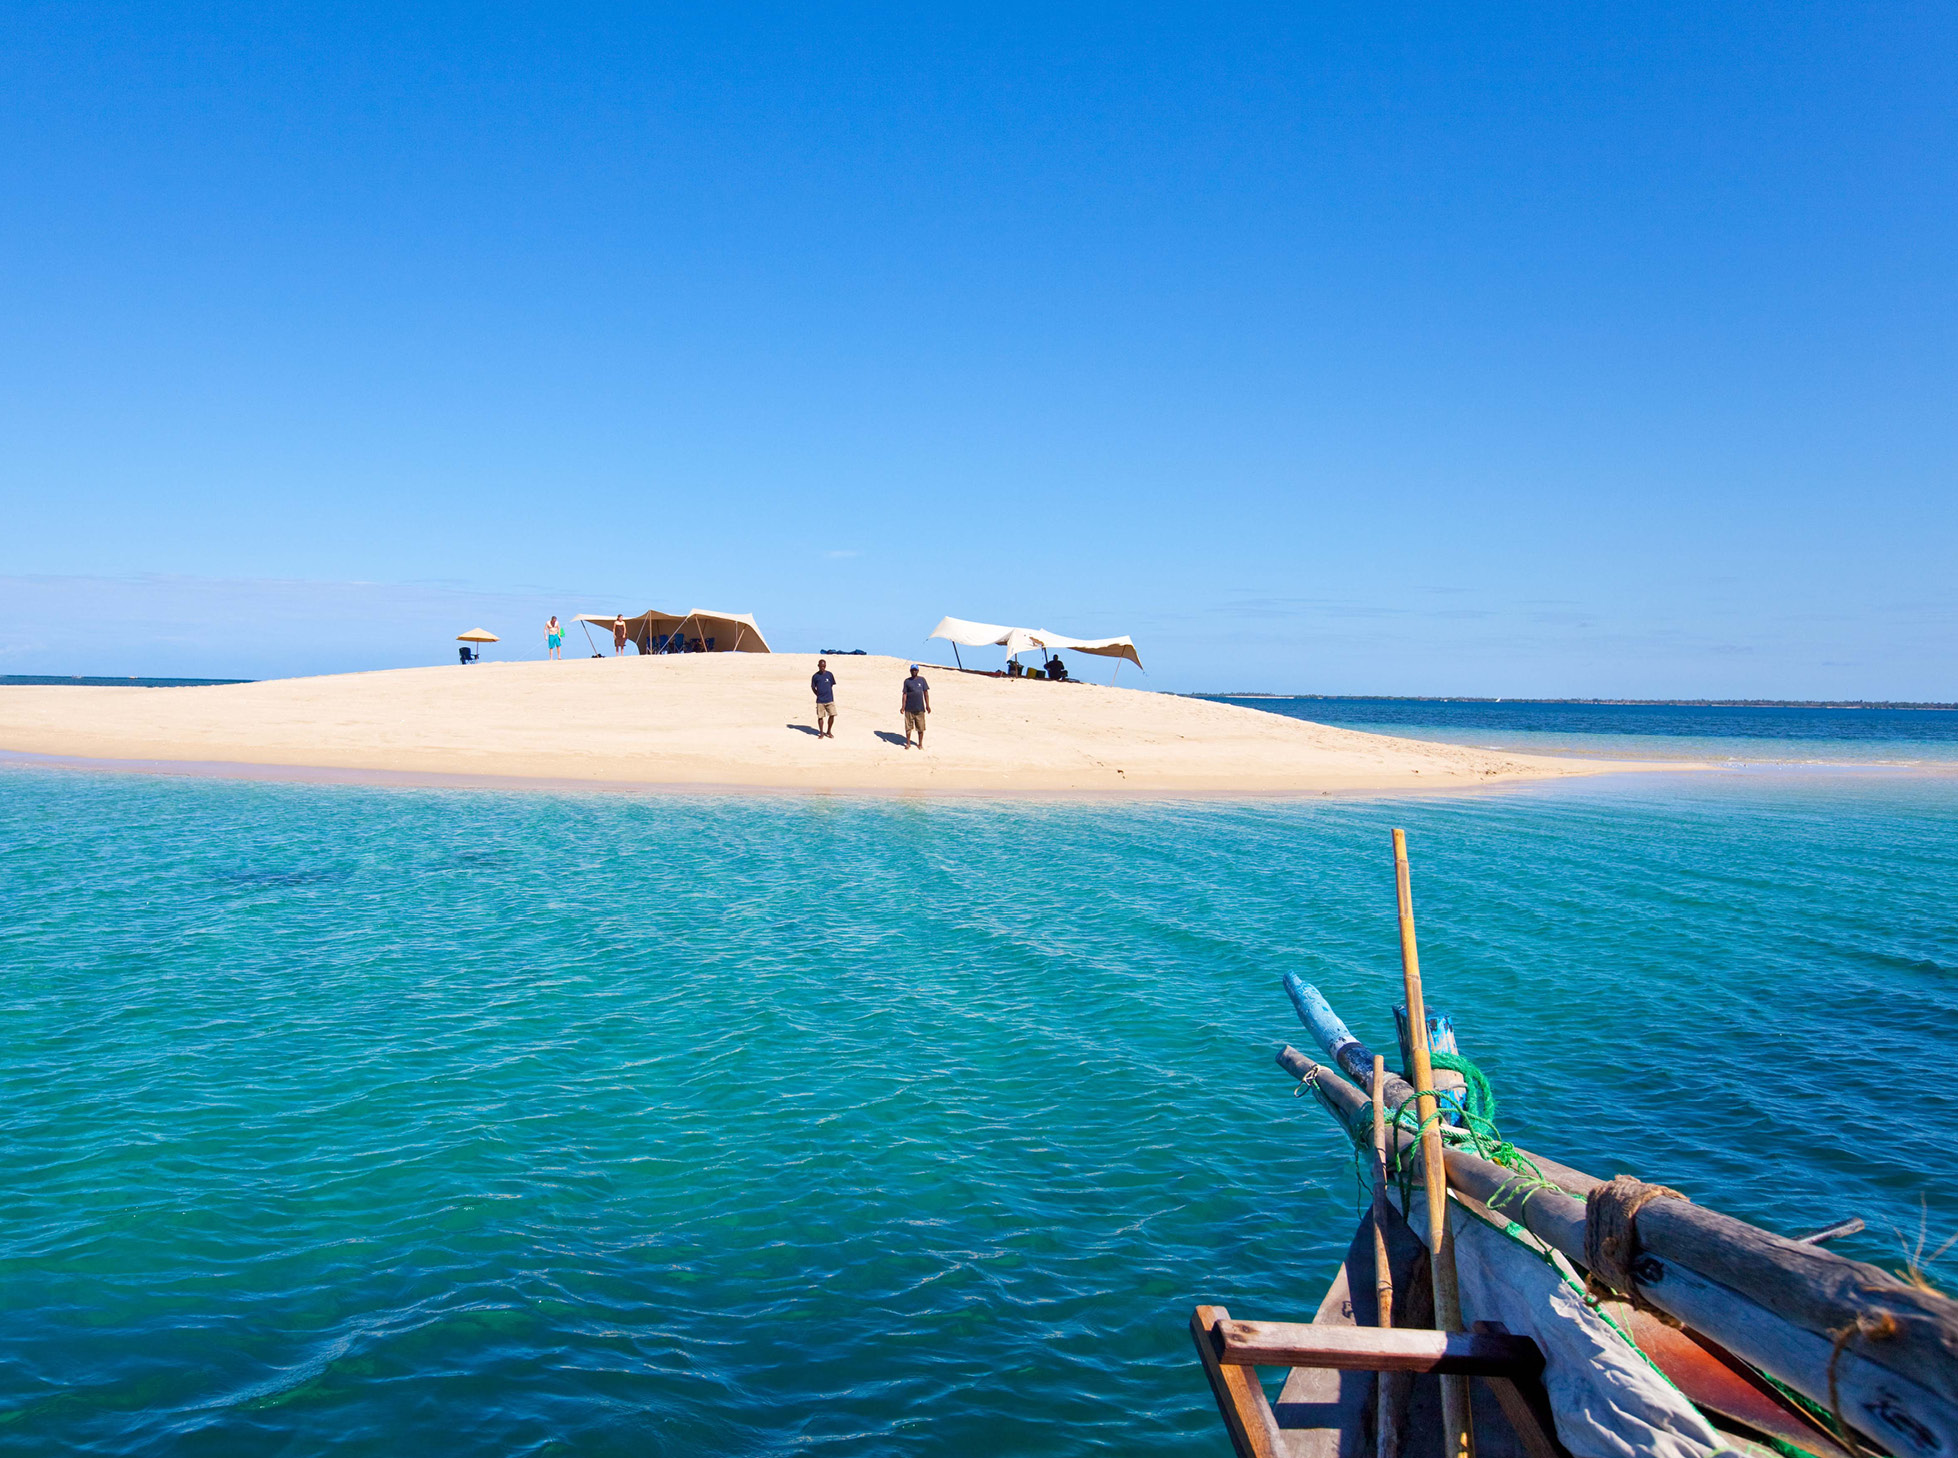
[1212,696,1958,764]
[4,766,1956,1455]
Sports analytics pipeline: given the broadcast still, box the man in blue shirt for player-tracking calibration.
[810,659,838,739]
[900,666,931,749]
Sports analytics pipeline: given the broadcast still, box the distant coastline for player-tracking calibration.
[0,676,253,688]
[1200,694,1958,711]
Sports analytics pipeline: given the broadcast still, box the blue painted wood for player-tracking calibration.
[1282,978,1466,1128]
[1393,1004,1459,1069]
[1393,1004,1465,1125]
[1282,974,1370,1087]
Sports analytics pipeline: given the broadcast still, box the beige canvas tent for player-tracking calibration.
[576,609,770,655]
[928,616,1143,670]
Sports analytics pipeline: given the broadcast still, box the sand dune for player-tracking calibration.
[0,654,1632,795]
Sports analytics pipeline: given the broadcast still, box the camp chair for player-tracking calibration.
[458,646,478,664]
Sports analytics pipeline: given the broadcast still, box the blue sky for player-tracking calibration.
[2,4,1951,695]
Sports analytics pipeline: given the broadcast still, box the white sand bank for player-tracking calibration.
[0,655,1645,796]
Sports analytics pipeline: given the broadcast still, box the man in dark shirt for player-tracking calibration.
[810,658,838,738]
[900,665,931,749]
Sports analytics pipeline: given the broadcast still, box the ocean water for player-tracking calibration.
[1210,697,1958,766]
[4,754,1957,1454]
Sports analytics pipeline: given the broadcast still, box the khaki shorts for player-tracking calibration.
[815,701,836,724]
[904,710,927,733]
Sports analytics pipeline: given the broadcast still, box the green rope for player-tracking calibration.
[1430,1050,1496,1126]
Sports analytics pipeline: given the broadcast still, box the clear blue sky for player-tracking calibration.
[2,4,1951,695]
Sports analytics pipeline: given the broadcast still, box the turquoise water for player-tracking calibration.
[1210,697,1958,765]
[5,763,1957,1454]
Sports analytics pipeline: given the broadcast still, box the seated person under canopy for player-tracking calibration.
[1044,655,1069,682]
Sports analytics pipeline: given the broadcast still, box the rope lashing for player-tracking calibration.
[1585,1175,1690,1318]
[1428,1050,1496,1126]
[1827,1310,1900,1458]
[1321,1052,1553,1226]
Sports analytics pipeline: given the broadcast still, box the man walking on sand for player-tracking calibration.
[900,664,931,749]
[810,658,838,738]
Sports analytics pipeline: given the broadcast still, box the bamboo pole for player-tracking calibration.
[1392,828,1474,1458]
[1372,1055,1402,1458]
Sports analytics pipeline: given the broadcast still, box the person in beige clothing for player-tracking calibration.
[900,665,930,749]
[810,659,838,739]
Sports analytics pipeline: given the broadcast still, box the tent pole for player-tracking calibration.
[580,620,598,656]
[1112,658,1120,685]
[952,643,963,670]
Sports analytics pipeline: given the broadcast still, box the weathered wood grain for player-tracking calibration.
[1217,1321,1544,1377]
[1193,1304,1286,1458]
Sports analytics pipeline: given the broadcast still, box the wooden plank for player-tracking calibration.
[1192,1306,1287,1458]
[1619,1307,1853,1458]
[1217,1320,1544,1377]
[1635,1195,1958,1399]
[1619,1246,1957,1458]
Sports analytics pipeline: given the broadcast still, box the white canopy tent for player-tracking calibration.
[576,608,771,655]
[928,616,1143,674]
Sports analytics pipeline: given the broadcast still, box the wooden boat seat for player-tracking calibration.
[1191,1204,1566,1458]
[1206,1319,1545,1375]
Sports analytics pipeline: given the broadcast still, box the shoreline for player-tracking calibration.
[0,746,1683,802]
[0,655,1663,799]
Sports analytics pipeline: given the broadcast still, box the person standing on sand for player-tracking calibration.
[612,615,627,656]
[545,616,564,661]
[900,665,931,749]
[810,658,838,738]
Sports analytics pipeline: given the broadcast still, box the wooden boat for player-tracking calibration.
[1192,835,1958,1458]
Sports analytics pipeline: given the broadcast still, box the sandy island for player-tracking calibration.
[0,654,1641,796]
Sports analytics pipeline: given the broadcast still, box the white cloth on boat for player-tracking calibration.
[1413,1199,1734,1458]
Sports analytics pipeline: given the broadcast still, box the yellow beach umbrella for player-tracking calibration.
[456,628,500,643]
